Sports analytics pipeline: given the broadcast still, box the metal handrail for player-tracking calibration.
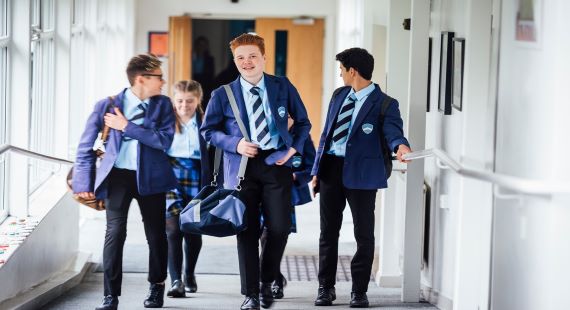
[402,148,570,195]
[0,144,74,165]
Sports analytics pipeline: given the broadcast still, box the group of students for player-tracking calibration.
[72,33,411,310]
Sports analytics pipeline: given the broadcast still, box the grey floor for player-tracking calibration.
[44,199,438,309]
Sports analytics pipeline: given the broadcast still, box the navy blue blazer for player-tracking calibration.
[291,136,316,206]
[200,75,311,188]
[311,85,410,190]
[73,89,177,198]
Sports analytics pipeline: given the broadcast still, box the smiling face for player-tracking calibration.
[233,45,266,84]
[173,91,199,119]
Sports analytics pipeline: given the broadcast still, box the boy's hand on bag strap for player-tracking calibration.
[237,138,259,158]
[104,107,129,131]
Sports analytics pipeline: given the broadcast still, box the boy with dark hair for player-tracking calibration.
[311,47,412,308]
[73,53,176,310]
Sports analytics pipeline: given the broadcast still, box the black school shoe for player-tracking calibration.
[349,292,369,308]
[143,283,165,308]
[314,286,336,306]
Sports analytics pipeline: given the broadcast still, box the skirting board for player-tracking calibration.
[421,285,453,310]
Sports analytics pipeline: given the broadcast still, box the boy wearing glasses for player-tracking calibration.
[73,54,176,310]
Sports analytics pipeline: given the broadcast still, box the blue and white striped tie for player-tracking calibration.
[250,87,270,147]
[332,93,357,143]
[123,102,147,141]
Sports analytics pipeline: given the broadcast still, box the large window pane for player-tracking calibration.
[29,0,56,194]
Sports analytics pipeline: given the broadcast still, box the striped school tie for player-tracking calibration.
[332,93,357,143]
[250,87,270,147]
[123,102,147,141]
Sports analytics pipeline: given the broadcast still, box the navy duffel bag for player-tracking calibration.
[179,184,247,237]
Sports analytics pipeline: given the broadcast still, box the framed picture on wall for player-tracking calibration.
[148,31,168,57]
[438,31,454,115]
[452,38,465,111]
[515,0,540,44]
[427,37,432,112]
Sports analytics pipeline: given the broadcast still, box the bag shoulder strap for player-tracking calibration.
[219,85,249,189]
[100,96,116,143]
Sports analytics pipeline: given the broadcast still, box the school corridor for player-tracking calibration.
[1,0,569,310]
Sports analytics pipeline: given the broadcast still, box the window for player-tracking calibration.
[68,0,86,159]
[0,0,10,221]
[28,0,56,193]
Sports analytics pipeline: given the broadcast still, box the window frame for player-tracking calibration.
[0,0,11,223]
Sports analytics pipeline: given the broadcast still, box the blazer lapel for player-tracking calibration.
[348,84,381,141]
[325,88,350,138]
[264,75,285,133]
[110,89,127,151]
[230,78,251,138]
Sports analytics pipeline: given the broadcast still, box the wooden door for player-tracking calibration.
[168,16,192,97]
[255,18,324,144]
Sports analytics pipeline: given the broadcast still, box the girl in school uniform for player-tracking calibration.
[165,80,209,297]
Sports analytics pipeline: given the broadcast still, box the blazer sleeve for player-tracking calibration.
[72,99,107,193]
[285,78,311,154]
[382,98,410,152]
[200,89,243,153]
[122,98,175,151]
[294,137,316,185]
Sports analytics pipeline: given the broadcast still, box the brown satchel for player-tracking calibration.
[66,96,116,211]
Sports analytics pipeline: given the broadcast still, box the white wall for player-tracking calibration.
[389,0,497,308]
[492,0,570,309]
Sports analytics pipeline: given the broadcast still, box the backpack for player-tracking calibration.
[330,86,395,179]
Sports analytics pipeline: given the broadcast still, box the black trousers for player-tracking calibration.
[237,150,292,295]
[166,215,202,282]
[317,154,377,293]
[103,168,168,296]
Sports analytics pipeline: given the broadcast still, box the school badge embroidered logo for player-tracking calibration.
[362,123,373,134]
[278,106,286,118]
[292,156,302,167]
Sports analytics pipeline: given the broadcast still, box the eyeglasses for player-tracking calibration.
[142,73,164,81]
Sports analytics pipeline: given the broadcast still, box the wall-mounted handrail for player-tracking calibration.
[0,144,74,165]
[403,148,570,195]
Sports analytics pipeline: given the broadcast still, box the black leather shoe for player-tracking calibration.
[314,286,336,306]
[95,295,118,310]
[240,294,261,310]
[143,283,165,308]
[271,273,287,299]
[349,292,369,308]
[259,282,274,308]
[167,279,186,298]
[184,274,197,293]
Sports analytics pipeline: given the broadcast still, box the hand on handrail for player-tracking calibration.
[397,144,412,163]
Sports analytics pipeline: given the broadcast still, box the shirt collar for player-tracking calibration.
[126,88,150,105]
[349,82,376,102]
[240,74,266,94]
[180,114,197,130]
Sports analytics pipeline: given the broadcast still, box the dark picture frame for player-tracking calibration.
[438,31,454,115]
[148,31,168,57]
[452,38,465,111]
[427,37,432,112]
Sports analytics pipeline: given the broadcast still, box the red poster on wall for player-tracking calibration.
[148,32,168,57]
